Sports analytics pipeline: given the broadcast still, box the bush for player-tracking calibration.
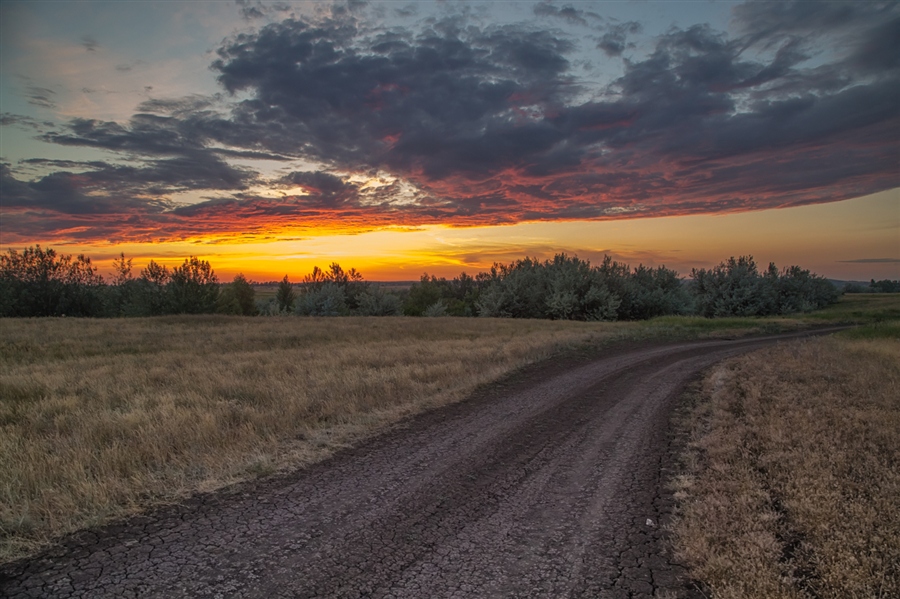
[217,274,258,316]
[295,282,348,316]
[137,260,171,315]
[303,263,367,311]
[691,256,767,317]
[358,286,403,316]
[871,279,900,293]
[404,275,445,316]
[168,257,219,314]
[619,264,693,320]
[543,254,619,321]
[423,299,448,317]
[476,258,548,318]
[276,275,296,312]
[0,245,106,317]
[691,256,839,317]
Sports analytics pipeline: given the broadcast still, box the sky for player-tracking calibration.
[1,0,898,282]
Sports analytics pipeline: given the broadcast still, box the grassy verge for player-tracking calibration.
[670,325,900,598]
[0,294,894,563]
[798,292,900,324]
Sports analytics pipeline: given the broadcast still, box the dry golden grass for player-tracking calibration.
[1,315,650,562]
[0,308,861,564]
[671,329,900,599]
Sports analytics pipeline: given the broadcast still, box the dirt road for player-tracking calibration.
[0,329,842,598]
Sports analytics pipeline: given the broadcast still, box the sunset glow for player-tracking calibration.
[2,1,898,281]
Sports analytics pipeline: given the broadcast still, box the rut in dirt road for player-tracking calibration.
[0,329,843,598]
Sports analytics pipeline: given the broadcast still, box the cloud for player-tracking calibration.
[394,4,417,18]
[210,8,898,205]
[5,0,899,244]
[212,17,576,180]
[838,258,900,264]
[597,21,641,57]
[533,3,596,27]
[1,113,55,130]
[80,35,99,52]
[24,85,57,109]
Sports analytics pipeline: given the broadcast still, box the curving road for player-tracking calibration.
[0,329,843,598]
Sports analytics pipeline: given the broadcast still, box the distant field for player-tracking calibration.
[671,324,900,598]
[0,294,896,563]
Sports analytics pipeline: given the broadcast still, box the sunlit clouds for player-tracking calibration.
[1,1,898,279]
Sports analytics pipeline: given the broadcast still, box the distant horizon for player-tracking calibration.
[2,1,898,282]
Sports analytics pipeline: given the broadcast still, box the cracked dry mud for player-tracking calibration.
[1,329,841,598]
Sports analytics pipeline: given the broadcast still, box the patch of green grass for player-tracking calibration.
[633,315,805,340]
[802,293,900,324]
[835,319,900,340]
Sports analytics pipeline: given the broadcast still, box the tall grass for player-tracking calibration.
[670,330,900,598]
[1,293,894,563]
[1,315,632,561]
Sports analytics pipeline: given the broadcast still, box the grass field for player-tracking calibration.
[670,322,899,598]
[0,294,896,563]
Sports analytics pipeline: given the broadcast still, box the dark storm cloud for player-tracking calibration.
[273,171,361,207]
[8,0,900,243]
[4,112,259,218]
[209,5,899,206]
[213,17,576,181]
[276,170,350,193]
[1,163,170,215]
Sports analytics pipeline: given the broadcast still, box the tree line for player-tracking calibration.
[843,279,900,294]
[1,245,849,320]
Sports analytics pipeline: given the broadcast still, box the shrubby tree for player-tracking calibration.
[691,256,767,317]
[358,285,403,316]
[276,275,296,312]
[870,279,900,293]
[422,299,448,317]
[476,257,549,318]
[543,254,620,321]
[217,273,258,316]
[476,255,621,320]
[137,260,171,316]
[614,263,693,320]
[843,282,867,294]
[0,245,839,320]
[0,245,106,317]
[303,263,367,311]
[168,257,219,314]
[108,252,147,316]
[403,274,468,316]
[414,272,485,316]
[295,282,349,316]
[775,265,838,313]
[403,275,444,316]
[691,256,838,317]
